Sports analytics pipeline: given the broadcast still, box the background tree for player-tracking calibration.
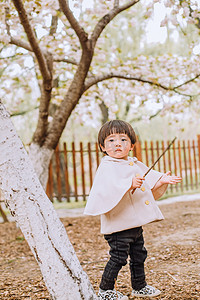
[0,0,199,188]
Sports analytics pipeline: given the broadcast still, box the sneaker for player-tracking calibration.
[98,289,129,300]
[132,285,161,298]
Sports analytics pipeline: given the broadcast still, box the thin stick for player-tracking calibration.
[143,137,177,178]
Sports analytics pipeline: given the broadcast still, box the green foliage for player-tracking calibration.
[53,200,86,210]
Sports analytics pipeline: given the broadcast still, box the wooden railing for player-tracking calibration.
[46,136,200,202]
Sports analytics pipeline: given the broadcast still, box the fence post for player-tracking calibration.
[135,140,142,162]
[72,142,78,202]
[46,160,53,201]
[197,135,200,172]
[46,137,200,202]
[63,142,70,202]
[55,144,62,202]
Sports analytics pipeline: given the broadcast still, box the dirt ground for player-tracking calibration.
[0,199,200,300]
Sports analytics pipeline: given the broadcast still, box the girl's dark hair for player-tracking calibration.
[98,120,136,152]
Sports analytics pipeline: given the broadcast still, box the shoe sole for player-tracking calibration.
[98,294,129,300]
[131,290,161,298]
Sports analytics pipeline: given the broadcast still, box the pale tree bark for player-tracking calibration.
[0,101,97,300]
[28,143,54,189]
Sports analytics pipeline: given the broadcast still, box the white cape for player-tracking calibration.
[84,156,164,216]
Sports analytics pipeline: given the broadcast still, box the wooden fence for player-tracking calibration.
[46,135,200,202]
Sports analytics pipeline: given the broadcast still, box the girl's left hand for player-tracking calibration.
[160,171,182,185]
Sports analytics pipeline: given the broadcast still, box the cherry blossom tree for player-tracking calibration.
[0,0,199,187]
[0,0,140,187]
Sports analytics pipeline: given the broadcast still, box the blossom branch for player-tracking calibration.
[129,108,163,123]
[0,53,19,60]
[10,0,55,146]
[9,37,33,52]
[172,90,200,98]
[114,0,119,8]
[54,56,78,66]
[174,73,200,89]
[48,13,79,66]
[58,0,88,48]
[84,72,200,98]
[4,6,11,36]
[91,0,140,46]
[5,5,32,51]
[7,36,79,66]
[10,106,39,117]
[49,14,59,36]
[11,0,51,81]
[84,72,171,92]
[5,5,78,67]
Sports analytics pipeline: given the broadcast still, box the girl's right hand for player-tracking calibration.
[131,176,145,189]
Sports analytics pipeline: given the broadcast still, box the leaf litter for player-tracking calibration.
[0,200,200,299]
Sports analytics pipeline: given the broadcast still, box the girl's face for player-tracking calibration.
[100,133,134,160]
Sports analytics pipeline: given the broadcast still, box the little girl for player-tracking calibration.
[84,120,181,300]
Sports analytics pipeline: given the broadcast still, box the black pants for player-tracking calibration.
[100,227,147,291]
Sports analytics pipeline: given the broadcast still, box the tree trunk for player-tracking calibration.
[0,102,97,300]
[28,143,53,189]
[99,100,109,125]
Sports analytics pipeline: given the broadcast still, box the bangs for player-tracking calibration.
[106,122,129,136]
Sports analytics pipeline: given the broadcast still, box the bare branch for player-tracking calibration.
[5,5,32,51]
[173,90,200,98]
[10,37,33,52]
[114,0,119,8]
[5,5,77,66]
[84,72,171,92]
[0,45,6,53]
[118,0,140,11]
[4,6,11,36]
[7,37,79,66]
[49,15,59,36]
[10,106,39,117]
[129,108,163,123]
[91,0,140,46]
[84,72,199,99]
[149,108,163,120]
[58,0,88,48]
[9,0,54,146]
[0,53,17,60]
[54,56,78,66]
[174,73,200,89]
[12,0,51,81]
